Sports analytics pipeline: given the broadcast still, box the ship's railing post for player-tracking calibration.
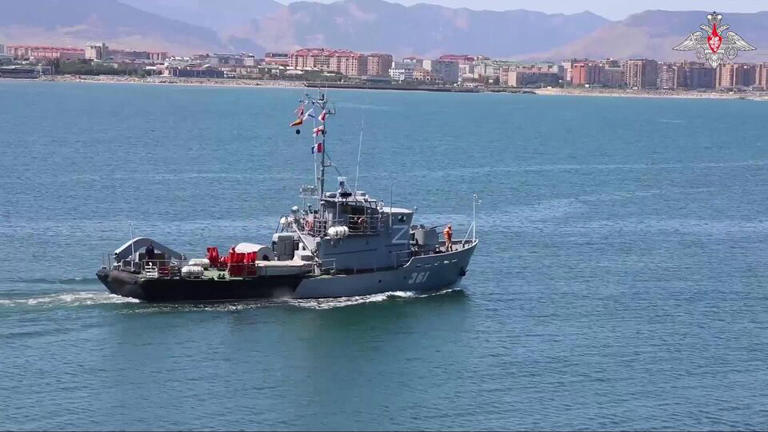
[391,249,412,269]
[472,193,479,242]
[462,222,475,246]
[370,215,381,234]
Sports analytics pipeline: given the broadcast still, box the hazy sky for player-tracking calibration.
[277,0,767,20]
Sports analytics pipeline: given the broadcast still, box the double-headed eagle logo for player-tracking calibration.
[674,12,755,68]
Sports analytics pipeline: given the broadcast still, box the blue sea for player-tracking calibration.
[1,80,767,430]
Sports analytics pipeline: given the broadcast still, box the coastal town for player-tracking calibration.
[1,42,767,97]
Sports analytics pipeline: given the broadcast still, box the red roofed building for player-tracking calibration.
[438,54,476,65]
[571,61,602,86]
[264,52,290,67]
[365,53,393,77]
[8,45,85,62]
[329,50,367,77]
[290,48,376,77]
[290,48,333,71]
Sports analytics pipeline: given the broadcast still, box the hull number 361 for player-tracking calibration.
[408,272,430,284]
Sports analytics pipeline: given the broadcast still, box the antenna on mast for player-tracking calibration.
[353,91,370,198]
[317,91,328,200]
[353,115,364,196]
[129,222,135,259]
[472,194,480,241]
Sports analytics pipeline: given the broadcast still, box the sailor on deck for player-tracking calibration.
[145,242,156,267]
[444,224,453,252]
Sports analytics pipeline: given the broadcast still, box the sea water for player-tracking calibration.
[1,80,767,430]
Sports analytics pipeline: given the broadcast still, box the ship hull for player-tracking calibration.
[293,242,476,298]
[98,242,477,302]
[97,268,303,302]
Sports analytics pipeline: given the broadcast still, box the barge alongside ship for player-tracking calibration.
[97,93,478,302]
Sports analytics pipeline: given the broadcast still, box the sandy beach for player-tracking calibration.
[5,75,766,101]
[39,74,306,89]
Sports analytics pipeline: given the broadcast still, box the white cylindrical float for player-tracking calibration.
[181,265,205,279]
[188,258,211,269]
[327,226,350,239]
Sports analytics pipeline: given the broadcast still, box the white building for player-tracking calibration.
[459,63,474,80]
[473,60,519,83]
[85,42,108,60]
[244,55,259,67]
[389,61,415,82]
[0,43,5,55]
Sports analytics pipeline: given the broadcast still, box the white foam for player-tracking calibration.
[1,289,462,313]
[0,291,139,308]
[287,290,418,310]
[286,288,463,310]
[121,289,462,314]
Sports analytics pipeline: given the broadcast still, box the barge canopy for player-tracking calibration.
[114,237,184,262]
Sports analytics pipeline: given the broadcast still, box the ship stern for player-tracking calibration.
[97,268,147,300]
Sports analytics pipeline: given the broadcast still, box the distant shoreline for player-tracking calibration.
[39,74,307,89]
[534,87,768,101]
[3,75,767,101]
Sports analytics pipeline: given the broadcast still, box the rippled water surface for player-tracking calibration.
[1,81,767,430]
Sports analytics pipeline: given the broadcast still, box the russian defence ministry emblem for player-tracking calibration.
[674,12,755,68]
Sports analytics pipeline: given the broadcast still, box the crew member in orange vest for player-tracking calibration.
[444,224,453,252]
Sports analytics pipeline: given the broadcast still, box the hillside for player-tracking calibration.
[0,0,224,54]
[535,10,768,62]
[235,0,610,57]
[120,0,284,33]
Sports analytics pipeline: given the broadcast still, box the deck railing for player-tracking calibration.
[303,215,381,237]
[139,260,181,279]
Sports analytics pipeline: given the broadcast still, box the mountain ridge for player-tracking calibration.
[531,10,768,62]
[2,1,766,61]
[0,0,226,54]
[239,0,611,57]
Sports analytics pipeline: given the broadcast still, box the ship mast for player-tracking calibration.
[317,93,328,199]
[293,92,334,204]
[308,92,333,200]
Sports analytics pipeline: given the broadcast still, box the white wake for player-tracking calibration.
[288,290,420,310]
[0,291,139,308]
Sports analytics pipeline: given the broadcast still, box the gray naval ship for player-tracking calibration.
[97,93,478,302]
